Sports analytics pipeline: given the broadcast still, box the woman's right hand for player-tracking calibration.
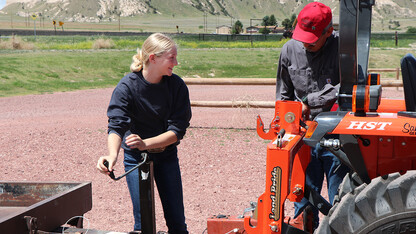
[97,156,117,175]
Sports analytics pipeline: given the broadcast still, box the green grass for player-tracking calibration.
[2,34,415,50]
[0,50,130,97]
[177,39,289,48]
[24,35,288,50]
[176,48,280,78]
[0,34,415,97]
[0,48,282,97]
[371,39,416,48]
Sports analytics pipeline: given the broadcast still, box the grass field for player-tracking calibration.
[0,14,253,34]
[0,34,415,97]
[0,48,281,97]
[1,13,416,34]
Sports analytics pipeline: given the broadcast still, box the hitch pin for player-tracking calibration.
[276,129,286,148]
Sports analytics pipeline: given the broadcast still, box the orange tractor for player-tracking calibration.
[207,0,416,233]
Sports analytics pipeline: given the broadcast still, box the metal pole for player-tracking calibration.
[139,158,156,234]
[33,19,36,41]
[250,19,263,47]
[191,100,275,108]
[182,77,401,87]
[250,19,253,47]
[395,31,398,47]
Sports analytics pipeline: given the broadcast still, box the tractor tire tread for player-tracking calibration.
[315,170,416,234]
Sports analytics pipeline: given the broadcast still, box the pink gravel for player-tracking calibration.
[0,85,403,233]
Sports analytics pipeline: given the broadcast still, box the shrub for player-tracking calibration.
[259,27,271,35]
[407,26,416,34]
[0,36,35,50]
[92,38,115,49]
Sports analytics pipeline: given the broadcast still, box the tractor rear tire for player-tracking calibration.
[315,170,416,234]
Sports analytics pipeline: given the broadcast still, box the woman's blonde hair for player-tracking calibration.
[130,33,177,72]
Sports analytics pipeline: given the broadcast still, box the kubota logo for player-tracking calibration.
[346,121,392,130]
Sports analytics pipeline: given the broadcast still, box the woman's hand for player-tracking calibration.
[97,156,117,175]
[125,134,147,150]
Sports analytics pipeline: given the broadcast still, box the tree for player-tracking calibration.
[282,13,297,30]
[262,15,269,26]
[290,13,296,26]
[232,20,243,34]
[259,27,270,34]
[282,18,291,30]
[261,15,277,26]
[269,14,277,26]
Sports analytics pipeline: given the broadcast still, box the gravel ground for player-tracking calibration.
[0,85,403,233]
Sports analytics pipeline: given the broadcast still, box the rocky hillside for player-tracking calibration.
[1,0,416,24]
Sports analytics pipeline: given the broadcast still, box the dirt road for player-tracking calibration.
[0,85,403,233]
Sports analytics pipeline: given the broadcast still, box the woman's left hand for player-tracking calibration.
[125,134,147,150]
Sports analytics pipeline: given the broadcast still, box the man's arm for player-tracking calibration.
[276,46,295,101]
[305,83,339,116]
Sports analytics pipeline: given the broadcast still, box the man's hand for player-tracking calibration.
[302,102,311,120]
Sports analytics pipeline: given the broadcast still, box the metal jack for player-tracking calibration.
[105,153,156,234]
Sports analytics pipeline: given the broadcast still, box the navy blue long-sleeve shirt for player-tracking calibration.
[107,71,192,152]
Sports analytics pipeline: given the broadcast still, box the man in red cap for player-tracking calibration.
[276,2,350,231]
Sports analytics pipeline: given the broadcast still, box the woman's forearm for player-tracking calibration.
[108,132,122,159]
[143,131,178,149]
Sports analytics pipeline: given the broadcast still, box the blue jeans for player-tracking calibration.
[293,142,350,228]
[124,149,188,233]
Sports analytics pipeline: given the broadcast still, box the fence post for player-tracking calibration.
[395,31,398,47]
[396,67,400,91]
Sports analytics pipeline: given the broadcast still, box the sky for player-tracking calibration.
[0,0,5,10]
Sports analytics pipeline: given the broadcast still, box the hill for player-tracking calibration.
[1,0,416,33]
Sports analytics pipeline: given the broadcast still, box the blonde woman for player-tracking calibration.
[97,33,191,234]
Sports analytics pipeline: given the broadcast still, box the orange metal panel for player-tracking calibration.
[357,136,379,178]
[394,137,416,157]
[378,136,394,158]
[332,112,416,137]
[244,135,304,234]
[287,144,310,202]
[274,101,302,135]
[207,215,245,234]
[377,99,405,113]
[257,101,303,140]
[357,136,416,178]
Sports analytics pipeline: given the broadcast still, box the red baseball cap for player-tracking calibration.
[292,2,332,44]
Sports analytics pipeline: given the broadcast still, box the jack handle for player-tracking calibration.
[103,152,148,181]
